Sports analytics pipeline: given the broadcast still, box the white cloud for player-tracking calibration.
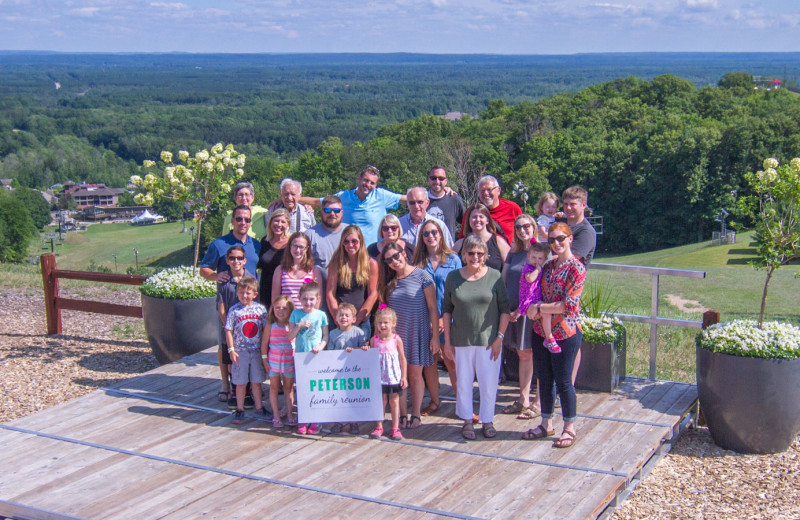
[431,0,446,7]
[71,7,100,16]
[149,2,189,9]
[685,0,718,8]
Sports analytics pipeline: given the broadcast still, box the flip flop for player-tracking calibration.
[421,401,440,416]
[521,425,555,440]
[553,430,577,448]
[517,405,541,420]
[502,401,523,414]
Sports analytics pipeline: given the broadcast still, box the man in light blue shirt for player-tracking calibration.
[399,186,454,248]
[299,166,405,245]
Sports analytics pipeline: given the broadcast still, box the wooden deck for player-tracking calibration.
[0,348,697,520]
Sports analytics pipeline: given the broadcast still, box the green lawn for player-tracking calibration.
[592,231,799,382]
[37,221,196,272]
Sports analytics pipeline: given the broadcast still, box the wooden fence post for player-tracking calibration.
[702,310,721,329]
[40,253,62,335]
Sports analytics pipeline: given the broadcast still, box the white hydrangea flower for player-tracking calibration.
[129,175,142,185]
[178,150,189,162]
[211,143,224,154]
[160,151,173,163]
[195,150,210,162]
[762,158,779,170]
[143,160,156,168]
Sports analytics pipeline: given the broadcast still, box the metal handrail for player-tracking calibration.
[587,262,706,379]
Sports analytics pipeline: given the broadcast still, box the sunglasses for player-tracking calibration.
[343,239,360,245]
[383,252,403,264]
[466,251,485,258]
[234,217,251,223]
[515,223,533,230]
[548,235,570,244]
[323,207,342,214]
[382,225,399,232]
[429,176,447,182]
[227,256,245,262]
[422,230,439,238]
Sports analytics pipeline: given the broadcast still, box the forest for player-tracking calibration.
[2,52,800,254]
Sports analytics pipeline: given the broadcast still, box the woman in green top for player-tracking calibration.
[442,234,510,440]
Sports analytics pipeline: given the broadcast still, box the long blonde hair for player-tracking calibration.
[412,219,455,268]
[329,225,371,289]
[511,214,538,253]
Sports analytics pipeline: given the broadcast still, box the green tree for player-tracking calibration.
[12,187,52,229]
[0,193,35,262]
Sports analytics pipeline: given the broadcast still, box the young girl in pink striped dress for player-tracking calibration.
[262,295,296,428]
[271,232,322,309]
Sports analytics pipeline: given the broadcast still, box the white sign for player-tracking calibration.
[294,349,384,424]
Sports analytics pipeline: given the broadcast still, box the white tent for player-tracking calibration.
[130,209,164,225]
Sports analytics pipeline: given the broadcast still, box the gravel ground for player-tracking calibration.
[1,287,798,518]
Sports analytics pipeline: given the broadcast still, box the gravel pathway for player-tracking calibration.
[1,287,798,518]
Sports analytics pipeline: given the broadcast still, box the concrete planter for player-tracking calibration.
[141,294,219,365]
[576,328,626,393]
[696,346,800,454]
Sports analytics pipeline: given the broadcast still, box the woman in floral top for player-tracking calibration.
[521,222,586,448]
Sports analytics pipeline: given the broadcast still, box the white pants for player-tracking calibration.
[455,345,502,424]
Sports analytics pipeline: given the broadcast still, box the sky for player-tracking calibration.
[1,0,799,54]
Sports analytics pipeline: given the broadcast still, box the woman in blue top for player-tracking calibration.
[412,219,462,416]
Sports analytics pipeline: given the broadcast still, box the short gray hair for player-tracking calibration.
[461,234,489,264]
[406,186,428,200]
[477,175,499,190]
[280,178,302,194]
[233,182,255,198]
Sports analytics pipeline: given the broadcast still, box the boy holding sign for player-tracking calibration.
[289,281,329,434]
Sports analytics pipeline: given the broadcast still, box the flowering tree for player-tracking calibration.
[131,143,245,274]
[739,157,800,327]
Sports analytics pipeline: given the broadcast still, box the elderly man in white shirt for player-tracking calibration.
[266,178,316,233]
[399,186,454,248]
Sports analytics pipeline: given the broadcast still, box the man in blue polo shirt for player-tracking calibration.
[299,165,404,245]
[200,205,261,283]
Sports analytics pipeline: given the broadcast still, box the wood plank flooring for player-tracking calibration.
[0,348,697,520]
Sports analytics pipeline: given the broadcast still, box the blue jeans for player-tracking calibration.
[531,331,582,422]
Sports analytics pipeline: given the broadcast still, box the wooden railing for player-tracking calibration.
[40,253,147,335]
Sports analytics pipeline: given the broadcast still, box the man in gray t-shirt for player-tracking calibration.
[559,186,596,265]
[305,195,345,274]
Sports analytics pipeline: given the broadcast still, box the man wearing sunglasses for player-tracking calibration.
[221,182,269,238]
[200,205,261,284]
[558,186,596,266]
[399,187,454,248]
[427,166,465,239]
[304,195,345,273]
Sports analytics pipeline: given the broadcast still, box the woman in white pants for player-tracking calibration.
[442,234,510,440]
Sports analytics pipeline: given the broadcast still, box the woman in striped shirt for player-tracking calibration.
[272,232,323,309]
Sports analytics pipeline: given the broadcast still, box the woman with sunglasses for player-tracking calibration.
[411,219,462,416]
[379,242,440,429]
[442,234,510,440]
[257,209,290,307]
[501,214,542,419]
[326,225,379,337]
[367,214,414,263]
[521,222,586,449]
[453,203,509,271]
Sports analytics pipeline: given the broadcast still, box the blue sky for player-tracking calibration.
[1,0,799,54]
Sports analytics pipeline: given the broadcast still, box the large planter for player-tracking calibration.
[141,294,219,365]
[697,346,800,454]
[576,328,626,393]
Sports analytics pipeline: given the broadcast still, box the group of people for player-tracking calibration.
[198,165,596,448]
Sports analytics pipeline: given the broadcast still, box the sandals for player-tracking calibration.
[502,401,524,414]
[482,423,497,438]
[517,405,541,420]
[421,401,440,416]
[330,423,343,434]
[399,415,408,429]
[407,415,422,429]
[461,423,476,440]
[553,430,577,449]
[349,423,360,435]
[272,417,284,428]
[522,424,555,440]
[218,390,230,402]
[286,414,298,426]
